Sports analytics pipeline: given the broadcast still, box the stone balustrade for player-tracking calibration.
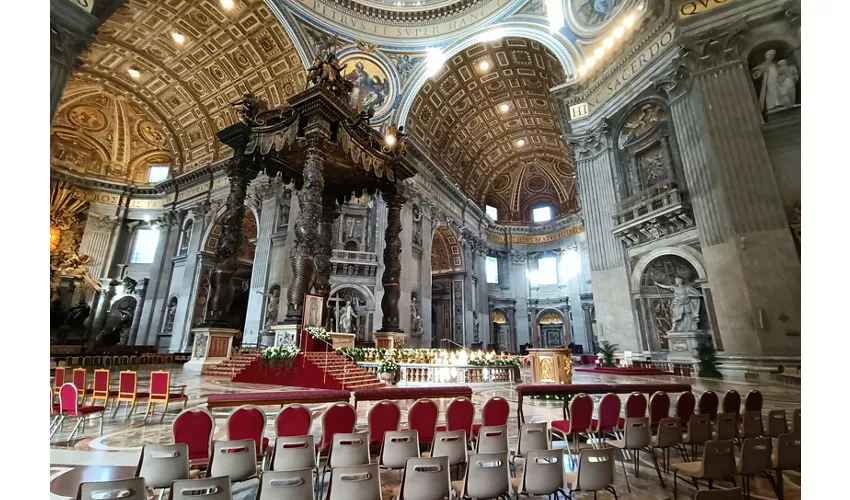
[357,362,518,384]
[330,249,379,278]
[612,184,695,247]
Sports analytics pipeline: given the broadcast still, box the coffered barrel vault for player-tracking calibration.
[407,37,577,223]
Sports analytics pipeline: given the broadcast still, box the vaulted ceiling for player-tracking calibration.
[52,0,304,185]
[407,37,578,223]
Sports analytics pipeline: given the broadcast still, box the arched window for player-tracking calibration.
[177,219,192,256]
[485,204,499,221]
[130,228,160,264]
[532,205,553,223]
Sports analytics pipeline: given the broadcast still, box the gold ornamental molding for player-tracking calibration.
[486,224,585,244]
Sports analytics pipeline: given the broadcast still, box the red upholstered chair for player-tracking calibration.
[144,371,188,422]
[91,369,118,408]
[436,398,475,440]
[618,392,648,430]
[275,404,312,437]
[53,366,66,397]
[551,393,594,456]
[317,403,357,465]
[58,383,104,443]
[407,399,439,449]
[112,370,149,419]
[50,387,63,439]
[698,391,719,420]
[591,393,621,440]
[472,397,510,439]
[722,390,741,415]
[744,390,763,412]
[367,400,401,449]
[172,408,215,467]
[675,391,696,427]
[72,367,89,404]
[227,405,270,459]
[649,391,671,426]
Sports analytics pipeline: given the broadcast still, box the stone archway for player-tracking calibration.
[431,224,465,347]
[328,284,375,340]
[537,308,567,348]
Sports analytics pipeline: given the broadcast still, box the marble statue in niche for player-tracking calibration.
[654,278,702,332]
[264,286,280,330]
[163,297,177,333]
[412,204,422,246]
[410,294,424,335]
[752,49,800,113]
[339,300,358,334]
[777,59,799,108]
[472,311,480,343]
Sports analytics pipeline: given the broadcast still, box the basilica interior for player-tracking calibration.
[47,0,802,498]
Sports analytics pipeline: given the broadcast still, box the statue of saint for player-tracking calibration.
[752,49,781,113]
[264,288,280,330]
[472,311,480,343]
[776,59,799,108]
[338,300,357,334]
[163,299,177,333]
[654,278,702,332]
[410,296,423,335]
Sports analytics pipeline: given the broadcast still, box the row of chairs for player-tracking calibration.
[58,354,175,368]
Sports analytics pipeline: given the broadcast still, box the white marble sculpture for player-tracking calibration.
[776,59,799,108]
[410,296,424,335]
[263,288,279,329]
[339,300,357,334]
[654,278,702,332]
[752,49,787,113]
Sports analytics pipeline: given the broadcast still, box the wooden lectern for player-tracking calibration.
[527,348,573,384]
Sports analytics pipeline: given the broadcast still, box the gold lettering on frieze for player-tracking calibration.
[677,0,732,18]
[486,224,585,244]
[72,188,164,209]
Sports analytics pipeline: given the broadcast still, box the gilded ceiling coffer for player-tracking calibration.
[378,182,408,333]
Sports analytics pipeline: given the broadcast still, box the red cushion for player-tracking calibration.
[53,403,61,412]
[78,406,105,415]
[84,388,94,394]
[169,392,186,399]
[472,423,482,437]
[136,392,150,398]
[435,425,447,432]
[617,417,626,429]
[551,420,571,433]
[262,437,269,450]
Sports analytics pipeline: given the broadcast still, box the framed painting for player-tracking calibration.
[303,294,324,328]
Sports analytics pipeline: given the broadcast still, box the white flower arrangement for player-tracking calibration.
[261,344,300,364]
[306,326,330,341]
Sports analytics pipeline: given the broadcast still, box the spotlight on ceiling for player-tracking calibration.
[624,14,636,27]
[220,0,234,10]
[578,66,587,76]
[594,47,605,59]
[613,26,625,39]
[516,139,526,147]
[127,68,141,79]
[171,32,186,44]
[585,56,596,67]
[479,60,490,71]
[603,37,613,49]
[385,134,397,147]
[499,103,510,113]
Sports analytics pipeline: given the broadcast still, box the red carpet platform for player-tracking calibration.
[233,351,383,391]
[574,366,674,376]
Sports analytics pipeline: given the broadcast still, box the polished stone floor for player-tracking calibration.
[50,366,801,499]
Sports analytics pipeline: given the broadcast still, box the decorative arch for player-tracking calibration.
[202,205,259,264]
[630,246,707,290]
[328,283,376,309]
[491,308,508,324]
[431,224,464,274]
[537,308,565,324]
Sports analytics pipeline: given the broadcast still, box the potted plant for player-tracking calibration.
[378,356,399,384]
[598,341,619,368]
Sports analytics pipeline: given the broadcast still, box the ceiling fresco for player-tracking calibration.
[406,37,577,222]
[69,0,304,178]
[431,225,464,274]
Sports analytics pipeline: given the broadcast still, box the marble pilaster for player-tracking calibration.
[169,204,213,352]
[138,212,180,346]
[126,278,149,345]
[88,278,118,350]
[508,252,529,348]
[659,30,801,361]
[78,214,120,280]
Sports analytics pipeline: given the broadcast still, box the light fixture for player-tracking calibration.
[594,47,605,59]
[585,56,596,67]
[171,32,185,44]
[624,14,635,27]
[220,0,234,9]
[499,103,510,113]
[603,37,613,49]
[614,26,625,39]
[385,134,396,147]
[516,139,526,147]
[127,68,141,79]
[479,60,490,71]
[578,66,587,76]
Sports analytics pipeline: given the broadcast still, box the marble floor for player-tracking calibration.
[50,366,801,499]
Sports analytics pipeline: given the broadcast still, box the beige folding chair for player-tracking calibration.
[683,414,713,461]
[740,411,763,439]
[608,417,664,491]
[429,430,468,480]
[208,439,259,482]
[379,430,420,471]
[327,464,382,500]
[736,438,772,499]
[395,456,451,500]
[76,478,146,500]
[258,469,314,500]
[564,448,618,500]
[271,435,317,472]
[511,449,565,499]
[475,425,508,454]
[510,422,549,475]
[771,433,800,500]
[672,440,738,499]
[319,432,370,499]
[715,413,739,441]
[765,410,788,438]
[135,444,194,500]
[169,476,232,500]
[694,488,743,499]
[652,417,688,474]
[451,452,510,500]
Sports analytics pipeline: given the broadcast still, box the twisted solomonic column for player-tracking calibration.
[378,183,408,333]
[314,193,341,300]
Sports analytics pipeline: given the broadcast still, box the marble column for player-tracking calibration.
[138,212,181,345]
[508,251,529,348]
[314,193,341,300]
[378,183,407,333]
[204,156,258,327]
[567,126,639,352]
[79,214,120,279]
[419,203,434,347]
[285,136,326,323]
[658,31,801,360]
[126,278,149,345]
[243,176,287,345]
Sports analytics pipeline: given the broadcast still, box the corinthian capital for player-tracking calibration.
[86,214,120,232]
[565,119,610,160]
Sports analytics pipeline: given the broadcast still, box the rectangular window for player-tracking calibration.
[536,256,558,285]
[485,256,499,284]
[147,165,170,183]
[485,205,498,220]
[130,229,160,264]
[532,206,552,223]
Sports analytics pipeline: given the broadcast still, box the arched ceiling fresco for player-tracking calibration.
[65,0,305,182]
[407,37,577,222]
[431,225,464,274]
